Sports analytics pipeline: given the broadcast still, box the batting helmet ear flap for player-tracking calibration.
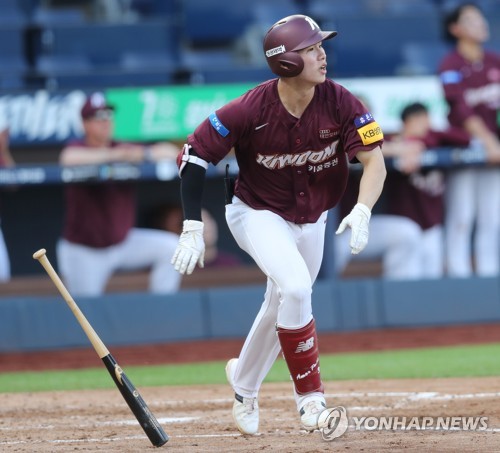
[275,52,304,77]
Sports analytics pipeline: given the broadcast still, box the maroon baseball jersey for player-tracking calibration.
[439,49,500,137]
[62,140,136,248]
[385,128,470,230]
[189,79,383,224]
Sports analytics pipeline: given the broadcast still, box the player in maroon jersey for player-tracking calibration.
[171,15,386,434]
[57,92,182,297]
[438,3,500,277]
[383,102,470,278]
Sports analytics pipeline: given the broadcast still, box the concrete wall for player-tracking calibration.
[1,276,499,353]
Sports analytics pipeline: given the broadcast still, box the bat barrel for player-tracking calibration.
[102,355,169,447]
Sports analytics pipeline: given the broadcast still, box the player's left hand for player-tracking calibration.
[171,220,205,274]
[335,203,371,254]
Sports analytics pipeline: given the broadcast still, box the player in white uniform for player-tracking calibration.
[171,15,386,434]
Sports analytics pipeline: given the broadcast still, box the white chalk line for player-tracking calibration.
[3,426,500,447]
[324,391,500,400]
[0,433,245,446]
[0,416,199,431]
[143,391,500,408]
[99,416,199,426]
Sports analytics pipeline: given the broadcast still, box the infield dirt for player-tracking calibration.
[1,323,499,452]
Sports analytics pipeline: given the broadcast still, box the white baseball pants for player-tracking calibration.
[57,228,181,297]
[445,167,500,277]
[335,215,444,279]
[335,214,423,279]
[225,197,327,408]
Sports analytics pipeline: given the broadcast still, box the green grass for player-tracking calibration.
[1,343,499,393]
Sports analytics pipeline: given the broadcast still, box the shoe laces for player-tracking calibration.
[243,397,257,414]
[303,400,324,415]
[235,394,257,415]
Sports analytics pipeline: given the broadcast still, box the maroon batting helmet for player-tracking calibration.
[263,15,337,77]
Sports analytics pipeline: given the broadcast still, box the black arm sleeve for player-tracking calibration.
[180,162,206,221]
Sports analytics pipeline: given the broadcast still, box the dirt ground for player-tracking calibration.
[0,378,499,452]
[1,323,499,452]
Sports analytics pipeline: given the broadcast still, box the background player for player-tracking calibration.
[57,92,182,297]
[171,15,386,434]
[439,3,500,277]
[382,102,470,278]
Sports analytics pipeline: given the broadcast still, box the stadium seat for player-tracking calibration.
[120,51,178,72]
[0,55,30,90]
[186,64,275,85]
[0,0,29,26]
[307,0,361,20]
[252,0,301,29]
[180,0,254,46]
[31,6,86,25]
[43,70,174,91]
[373,0,437,14]
[130,0,180,18]
[0,27,29,88]
[180,48,236,70]
[326,11,442,77]
[35,54,93,75]
[37,20,179,68]
[399,42,451,75]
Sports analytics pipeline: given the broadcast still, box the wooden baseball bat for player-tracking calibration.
[33,248,169,447]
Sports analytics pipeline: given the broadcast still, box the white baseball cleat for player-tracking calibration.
[232,393,259,435]
[225,358,259,435]
[300,399,327,431]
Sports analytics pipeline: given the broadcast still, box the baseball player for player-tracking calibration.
[382,102,471,278]
[57,92,182,297]
[171,15,386,434]
[439,3,500,277]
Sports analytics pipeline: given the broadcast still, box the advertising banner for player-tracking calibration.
[106,83,254,141]
[0,77,449,147]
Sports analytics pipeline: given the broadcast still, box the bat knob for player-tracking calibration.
[33,248,47,260]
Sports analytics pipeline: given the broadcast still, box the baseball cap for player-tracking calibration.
[80,92,115,119]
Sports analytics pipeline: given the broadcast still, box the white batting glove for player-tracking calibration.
[335,203,371,255]
[171,220,205,275]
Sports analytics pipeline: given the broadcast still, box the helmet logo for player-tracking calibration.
[304,16,319,31]
[265,44,286,58]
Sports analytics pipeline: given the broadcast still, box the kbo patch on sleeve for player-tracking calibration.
[357,121,383,145]
[209,112,229,137]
